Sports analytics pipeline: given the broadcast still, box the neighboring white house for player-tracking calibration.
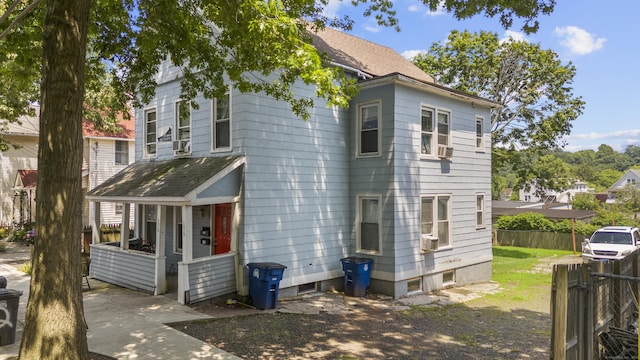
[87,26,498,304]
[0,110,39,227]
[0,106,135,227]
[607,169,640,204]
[519,180,594,205]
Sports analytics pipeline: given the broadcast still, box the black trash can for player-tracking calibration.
[340,257,373,297]
[247,262,287,310]
[0,276,23,346]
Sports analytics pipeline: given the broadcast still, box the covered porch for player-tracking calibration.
[86,156,245,305]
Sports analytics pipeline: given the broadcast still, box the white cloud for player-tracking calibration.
[501,30,528,43]
[426,0,447,16]
[553,26,606,56]
[408,4,421,12]
[401,49,428,60]
[567,129,640,141]
[323,0,346,18]
[563,129,640,152]
[364,25,381,33]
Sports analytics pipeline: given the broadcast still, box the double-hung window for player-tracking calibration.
[357,101,381,157]
[175,100,191,152]
[144,109,157,157]
[476,194,485,228]
[421,105,451,156]
[115,140,129,165]
[476,116,484,151]
[421,195,451,248]
[212,92,231,151]
[357,195,382,254]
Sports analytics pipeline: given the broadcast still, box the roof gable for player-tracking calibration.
[87,156,244,201]
[609,169,640,191]
[15,169,38,189]
[309,26,435,83]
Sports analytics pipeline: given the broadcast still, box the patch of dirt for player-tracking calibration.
[170,254,578,360]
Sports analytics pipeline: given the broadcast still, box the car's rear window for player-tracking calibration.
[591,232,633,245]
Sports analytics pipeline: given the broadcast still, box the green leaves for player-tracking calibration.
[1,0,559,128]
[413,30,585,184]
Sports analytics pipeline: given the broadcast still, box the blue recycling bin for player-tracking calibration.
[247,262,287,310]
[340,257,373,297]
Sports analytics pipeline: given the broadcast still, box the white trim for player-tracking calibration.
[420,194,452,250]
[186,156,245,201]
[143,107,157,159]
[174,99,192,155]
[356,194,383,255]
[475,116,485,152]
[359,73,500,109]
[86,195,189,203]
[476,193,486,229]
[356,100,382,158]
[210,89,232,153]
[420,104,452,159]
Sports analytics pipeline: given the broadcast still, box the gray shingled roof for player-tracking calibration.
[87,156,243,199]
[309,26,435,83]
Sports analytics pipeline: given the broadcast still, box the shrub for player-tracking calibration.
[552,219,598,238]
[496,212,554,231]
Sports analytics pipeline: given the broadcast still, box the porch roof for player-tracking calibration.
[86,155,244,203]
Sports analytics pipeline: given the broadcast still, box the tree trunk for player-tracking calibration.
[19,0,90,358]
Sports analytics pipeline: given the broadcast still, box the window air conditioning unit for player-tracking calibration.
[437,145,453,159]
[422,236,439,252]
[172,140,191,153]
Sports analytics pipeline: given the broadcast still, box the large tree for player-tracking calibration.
[0,1,556,358]
[412,30,585,191]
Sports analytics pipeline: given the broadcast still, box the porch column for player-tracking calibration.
[133,204,139,239]
[120,203,131,250]
[178,205,193,304]
[90,201,101,245]
[154,205,167,295]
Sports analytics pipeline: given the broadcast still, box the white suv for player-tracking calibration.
[582,226,640,261]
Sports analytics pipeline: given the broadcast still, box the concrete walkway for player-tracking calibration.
[0,249,242,360]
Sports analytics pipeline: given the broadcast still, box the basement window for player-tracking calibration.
[443,270,456,286]
[298,282,317,295]
[407,278,422,293]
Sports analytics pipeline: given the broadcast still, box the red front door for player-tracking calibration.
[214,203,232,255]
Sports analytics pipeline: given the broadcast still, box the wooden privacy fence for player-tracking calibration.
[82,224,133,252]
[494,230,591,252]
[551,254,639,359]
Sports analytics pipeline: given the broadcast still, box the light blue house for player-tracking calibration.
[87,26,497,305]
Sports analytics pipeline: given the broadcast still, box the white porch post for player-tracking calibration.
[178,205,193,304]
[120,203,131,250]
[91,201,101,245]
[133,204,141,239]
[154,205,167,295]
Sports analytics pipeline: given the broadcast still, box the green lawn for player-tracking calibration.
[475,246,576,306]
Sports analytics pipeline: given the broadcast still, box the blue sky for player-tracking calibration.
[325,0,640,153]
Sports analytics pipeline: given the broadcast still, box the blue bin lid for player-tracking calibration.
[247,262,287,269]
[340,257,373,264]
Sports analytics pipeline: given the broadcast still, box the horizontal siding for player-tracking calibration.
[238,81,352,283]
[90,244,157,293]
[188,254,236,302]
[391,83,493,281]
